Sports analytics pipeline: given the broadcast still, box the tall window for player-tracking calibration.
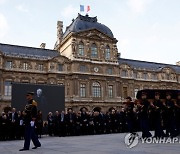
[105,45,110,59]
[58,64,63,71]
[107,68,113,75]
[133,72,137,78]
[23,62,28,70]
[91,43,98,58]
[38,64,43,71]
[80,83,86,97]
[143,73,148,79]
[5,61,12,69]
[4,81,12,96]
[123,87,128,99]
[92,82,101,97]
[152,74,157,80]
[78,42,84,56]
[121,70,127,77]
[108,85,113,98]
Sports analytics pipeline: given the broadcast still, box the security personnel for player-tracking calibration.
[19,92,41,151]
[164,92,177,137]
[124,96,136,133]
[152,92,165,137]
[176,92,180,135]
[138,92,152,138]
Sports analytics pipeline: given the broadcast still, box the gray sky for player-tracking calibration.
[0,0,180,65]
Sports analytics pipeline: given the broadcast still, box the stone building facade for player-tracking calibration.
[0,14,180,112]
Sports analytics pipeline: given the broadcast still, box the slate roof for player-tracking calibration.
[0,43,59,60]
[63,14,114,39]
[119,58,180,73]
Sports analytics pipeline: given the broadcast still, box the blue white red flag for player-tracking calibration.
[80,5,84,12]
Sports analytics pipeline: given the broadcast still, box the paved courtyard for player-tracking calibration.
[0,133,179,154]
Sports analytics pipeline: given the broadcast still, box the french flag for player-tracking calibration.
[80,5,90,12]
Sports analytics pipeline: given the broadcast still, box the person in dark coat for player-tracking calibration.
[124,96,136,133]
[152,92,165,137]
[53,111,60,136]
[175,93,180,135]
[8,108,18,140]
[35,110,43,138]
[80,108,89,135]
[59,111,66,137]
[164,92,177,137]
[19,92,41,151]
[0,112,9,140]
[47,112,54,136]
[65,108,76,136]
[138,92,152,138]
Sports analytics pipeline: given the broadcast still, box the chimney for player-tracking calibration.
[40,43,46,49]
[117,53,121,58]
[176,61,180,66]
[57,21,63,44]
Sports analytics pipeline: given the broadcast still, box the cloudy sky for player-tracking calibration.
[0,0,180,65]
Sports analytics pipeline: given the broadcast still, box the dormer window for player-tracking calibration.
[5,61,12,69]
[23,62,28,70]
[38,64,43,71]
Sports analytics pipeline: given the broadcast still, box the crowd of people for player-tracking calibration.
[0,91,180,141]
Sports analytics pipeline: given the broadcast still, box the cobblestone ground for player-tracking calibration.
[0,133,179,154]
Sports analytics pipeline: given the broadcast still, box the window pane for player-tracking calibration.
[105,46,110,59]
[4,81,12,96]
[121,70,127,77]
[143,73,148,79]
[58,64,63,71]
[23,62,28,70]
[78,42,84,56]
[38,64,43,71]
[133,72,137,78]
[80,65,86,72]
[92,82,101,97]
[123,87,128,99]
[6,61,12,69]
[91,43,98,58]
[80,84,86,97]
[107,68,113,75]
[108,85,113,98]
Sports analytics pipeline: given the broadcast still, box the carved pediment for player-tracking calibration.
[120,64,131,69]
[76,29,113,42]
[162,67,175,74]
[51,55,70,63]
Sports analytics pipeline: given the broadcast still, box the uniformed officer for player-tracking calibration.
[19,92,41,151]
[124,96,136,133]
[152,92,165,137]
[138,92,152,138]
[164,92,177,137]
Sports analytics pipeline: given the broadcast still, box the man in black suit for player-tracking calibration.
[8,108,18,139]
[19,92,41,151]
[65,108,76,136]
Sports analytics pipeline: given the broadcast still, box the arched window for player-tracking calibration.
[105,45,110,59]
[92,82,101,97]
[78,42,84,56]
[91,43,98,58]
